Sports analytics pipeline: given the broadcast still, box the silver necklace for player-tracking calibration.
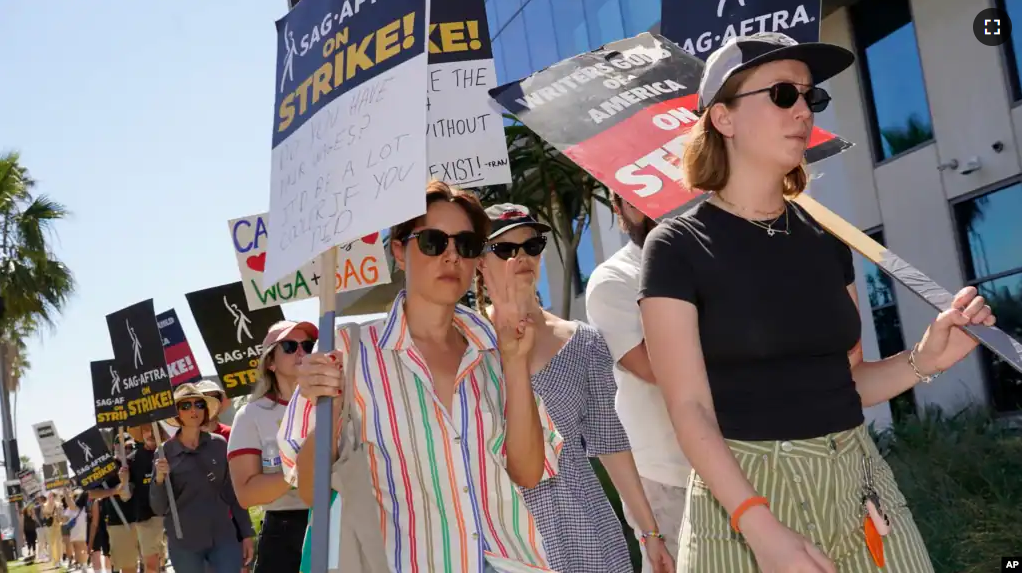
[712,194,791,236]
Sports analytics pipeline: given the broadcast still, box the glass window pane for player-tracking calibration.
[851,1,933,161]
[863,230,896,309]
[621,0,661,36]
[954,183,1022,281]
[493,0,522,31]
[499,16,532,82]
[1004,0,1022,99]
[522,0,560,71]
[486,0,499,40]
[872,306,906,359]
[976,273,1022,412]
[583,0,625,47]
[575,224,597,293]
[551,0,590,59]
[492,37,508,84]
[538,256,552,310]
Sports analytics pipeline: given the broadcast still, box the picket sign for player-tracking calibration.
[105,300,184,539]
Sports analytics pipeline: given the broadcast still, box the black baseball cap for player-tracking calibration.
[484,203,551,240]
[697,32,855,112]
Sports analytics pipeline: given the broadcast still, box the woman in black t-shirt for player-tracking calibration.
[638,34,996,573]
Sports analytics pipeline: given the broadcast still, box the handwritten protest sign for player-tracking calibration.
[661,0,820,59]
[229,212,391,310]
[91,360,128,427]
[425,0,509,187]
[185,282,285,398]
[62,427,117,489]
[265,0,430,286]
[33,421,66,464]
[106,300,177,426]
[18,470,41,501]
[5,481,23,504]
[489,33,850,220]
[157,309,202,386]
[42,461,69,491]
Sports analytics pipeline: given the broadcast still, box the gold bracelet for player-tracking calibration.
[908,343,942,384]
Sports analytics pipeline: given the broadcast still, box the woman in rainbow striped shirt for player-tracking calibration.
[278,181,562,573]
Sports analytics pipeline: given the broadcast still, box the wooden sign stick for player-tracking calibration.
[151,421,184,539]
[793,194,1022,374]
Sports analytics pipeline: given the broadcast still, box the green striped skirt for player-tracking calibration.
[678,425,933,573]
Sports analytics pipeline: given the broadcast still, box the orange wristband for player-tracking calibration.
[730,496,769,533]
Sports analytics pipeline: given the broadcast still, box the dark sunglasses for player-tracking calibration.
[731,82,831,113]
[177,400,207,411]
[404,229,485,258]
[488,236,547,260]
[279,339,316,354]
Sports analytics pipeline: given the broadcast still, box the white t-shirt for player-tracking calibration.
[586,242,692,488]
[63,507,87,541]
[227,395,309,512]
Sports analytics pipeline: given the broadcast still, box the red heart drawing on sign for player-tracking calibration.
[246,252,266,272]
[361,232,380,245]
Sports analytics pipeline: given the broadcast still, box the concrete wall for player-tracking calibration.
[815,2,1019,414]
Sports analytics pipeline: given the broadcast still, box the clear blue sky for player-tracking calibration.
[0,0,380,475]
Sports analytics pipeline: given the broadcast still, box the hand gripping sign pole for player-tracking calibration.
[310,248,338,573]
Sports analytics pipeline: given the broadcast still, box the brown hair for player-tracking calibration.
[389,180,491,244]
[683,70,808,197]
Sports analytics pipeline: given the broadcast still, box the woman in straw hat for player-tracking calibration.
[227,320,316,572]
[150,383,254,573]
[639,32,994,573]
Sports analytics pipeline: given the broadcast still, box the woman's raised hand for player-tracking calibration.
[481,257,536,361]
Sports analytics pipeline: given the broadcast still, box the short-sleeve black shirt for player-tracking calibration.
[103,456,136,525]
[639,200,864,441]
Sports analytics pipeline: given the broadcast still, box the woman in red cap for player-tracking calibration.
[227,320,317,572]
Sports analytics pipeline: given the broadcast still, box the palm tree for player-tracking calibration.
[0,151,76,481]
[476,117,610,316]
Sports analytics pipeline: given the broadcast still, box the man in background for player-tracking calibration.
[197,379,232,441]
[89,435,137,573]
[125,425,167,573]
[585,194,691,571]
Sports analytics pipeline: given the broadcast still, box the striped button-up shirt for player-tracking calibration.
[278,292,563,573]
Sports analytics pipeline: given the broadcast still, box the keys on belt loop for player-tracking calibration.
[861,454,891,568]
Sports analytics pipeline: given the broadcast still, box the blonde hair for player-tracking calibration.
[252,350,277,402]
[684,70,808,197]
[474,271,490,321]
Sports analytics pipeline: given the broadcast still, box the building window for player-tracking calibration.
[498,14,532,82]
[621,0,661,36]
[998,0,1022,101]
[850,0,933,162]
[574,224,597,294]
[492,0,523,33]
[551,0,590,59]
[583,0,625,47]
[538,256,552,310]
[954,183,1022,413]
[861,229,915,421]
[522,0,560,71]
